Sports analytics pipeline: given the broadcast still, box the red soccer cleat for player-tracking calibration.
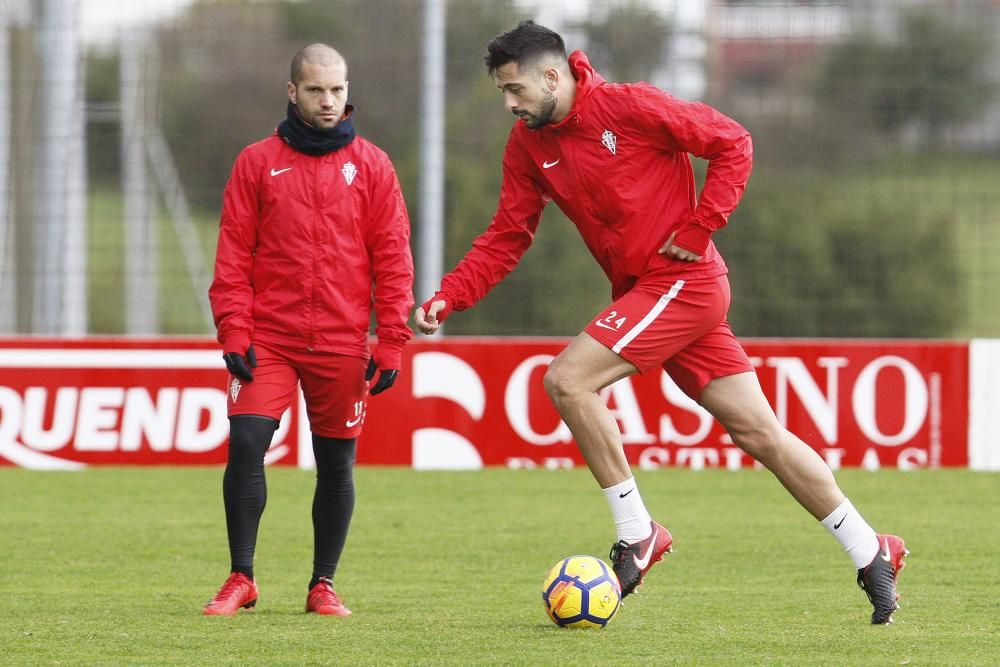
[306,577,352,617]
[857,534,909,624]
[609,520,674,597]
[203,572,258,616]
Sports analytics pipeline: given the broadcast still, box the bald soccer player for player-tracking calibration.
[204,44,413,617]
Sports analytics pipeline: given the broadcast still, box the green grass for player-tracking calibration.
[1,468,997,665]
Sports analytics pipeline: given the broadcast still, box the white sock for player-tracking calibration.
[820,498,880,569]
[602,477,653,543]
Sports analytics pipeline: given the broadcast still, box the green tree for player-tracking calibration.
[575,1,670,83]
[92,1,986,338]
[894,11,994,142]
[816,9,992,150]
[720,169,964,338]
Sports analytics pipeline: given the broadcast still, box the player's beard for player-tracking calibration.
[298,106,341,130]
[520,90,557,129]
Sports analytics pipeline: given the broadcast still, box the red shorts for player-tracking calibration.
[227,342,369,438]
[584,273,753,401]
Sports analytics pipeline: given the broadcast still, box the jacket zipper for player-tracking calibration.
[308,158,321,351]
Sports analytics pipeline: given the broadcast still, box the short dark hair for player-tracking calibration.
[484,20,566,78]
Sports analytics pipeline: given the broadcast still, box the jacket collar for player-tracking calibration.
[548,50,605,129]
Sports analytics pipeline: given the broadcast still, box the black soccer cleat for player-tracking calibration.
[857,534,909,624]
[609,520,673,598]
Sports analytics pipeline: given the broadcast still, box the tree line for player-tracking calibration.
[84,0,996,337]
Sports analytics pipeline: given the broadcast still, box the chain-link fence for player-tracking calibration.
[2,0,998,338]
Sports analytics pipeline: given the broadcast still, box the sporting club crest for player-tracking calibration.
[601,129,617,155]
[342,162,357,185]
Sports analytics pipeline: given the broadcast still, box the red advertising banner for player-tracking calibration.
[0,339,303,469]
[0,337,969,470]
[363,338,969,471]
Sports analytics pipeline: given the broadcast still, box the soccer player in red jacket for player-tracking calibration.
[205,44,414,617]
[414,21,907,624]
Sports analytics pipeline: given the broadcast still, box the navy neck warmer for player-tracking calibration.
[277,102,356,156]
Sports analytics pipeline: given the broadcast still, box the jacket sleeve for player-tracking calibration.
[438,132,547,311]
[208,148,259,355]
[631,85,753,253]
[366,157,415,369]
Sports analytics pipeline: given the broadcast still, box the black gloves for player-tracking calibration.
[223,345,257,382]
[224,345,398,394]
[365,357,398,396]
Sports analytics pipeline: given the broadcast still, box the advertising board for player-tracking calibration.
[0,338,971,470]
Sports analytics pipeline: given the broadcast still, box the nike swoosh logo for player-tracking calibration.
[633,537,657,570]
[833,514,847,530]
[594,320,619,331]
[618,488,634,498]
[542,159,560,169]
[879,538,892,562]
[270,167,293,176]
[345,415,362,428]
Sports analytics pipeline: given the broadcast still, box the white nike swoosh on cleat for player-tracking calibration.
[880,538,892,562]
[633,537,658,570]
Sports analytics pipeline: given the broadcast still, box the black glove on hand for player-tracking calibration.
[365,357,399,396]
[223,344,257,382]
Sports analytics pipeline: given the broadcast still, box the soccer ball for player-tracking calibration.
[541,555,621,628]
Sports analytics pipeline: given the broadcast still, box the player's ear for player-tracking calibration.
[287,81,297,104]
[544,67,559,91]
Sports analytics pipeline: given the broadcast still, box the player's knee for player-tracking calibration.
[543,360,578,402]
[729,422,782,462]
[228,415,278,463]
[542,364,564,400]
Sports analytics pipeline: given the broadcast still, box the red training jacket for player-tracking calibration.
[439,50,752,307]
[209,131,414,369]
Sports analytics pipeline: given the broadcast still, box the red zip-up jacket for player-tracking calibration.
[438,50,752,308]
[209,130,414,368]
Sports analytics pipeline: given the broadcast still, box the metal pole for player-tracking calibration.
[33,0,84,333]
[418,0,446,332]
[121,25,158,334]
[0,5,13,332]
[63,0,86,334]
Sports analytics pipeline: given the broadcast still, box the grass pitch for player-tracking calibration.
[1,467,997,665]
